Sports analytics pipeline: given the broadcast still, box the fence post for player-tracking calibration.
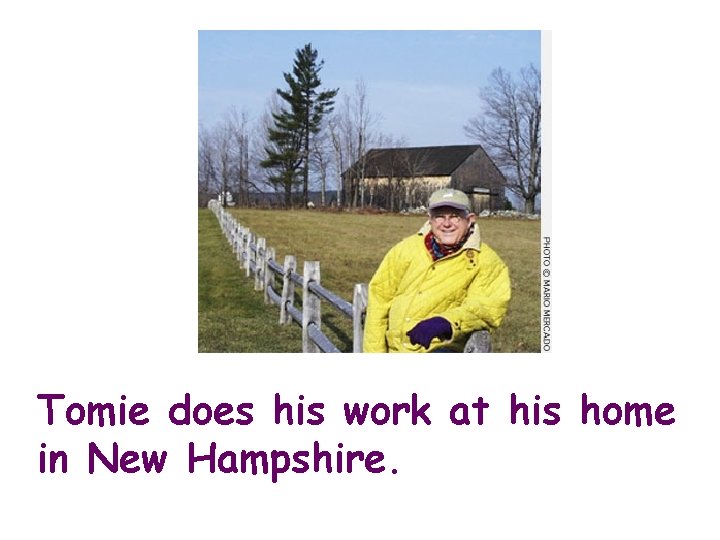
[244,232,254,277]
[231,222,238,257]
[227,215,235,243]
[264,246,275,304]
[237,225,245,262]
[353,283,368,353]
[255,237,266,291]
[280,255,296,324]
[241,227,250,266]
[463,330,492,353]
[223,210,230,240]
[302,261,321,353]
[236,226,246,264]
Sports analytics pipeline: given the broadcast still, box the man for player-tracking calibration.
[363,188,511,353]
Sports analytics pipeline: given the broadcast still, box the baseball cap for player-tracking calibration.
[428,188,471,212]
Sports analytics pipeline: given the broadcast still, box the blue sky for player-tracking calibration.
[198,30,541,147]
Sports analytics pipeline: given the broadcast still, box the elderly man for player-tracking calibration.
[363,188,511,353]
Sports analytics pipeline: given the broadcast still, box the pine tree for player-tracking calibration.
[260,101,304,207]
[261,43,338,207]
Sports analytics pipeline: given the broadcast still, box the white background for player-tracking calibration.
[2,2,719,539]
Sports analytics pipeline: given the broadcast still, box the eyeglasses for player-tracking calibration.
[430,212,467,224]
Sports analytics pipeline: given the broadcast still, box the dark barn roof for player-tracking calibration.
[358,145,483,178]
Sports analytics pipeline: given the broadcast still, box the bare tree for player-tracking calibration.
[198,124,219,206]
[329,79,380,207]
[197,107,260,208]
[249,96,278,203]
[369,135,409,212]
[310,126,333,206]
[213,116,235,207]
[398,148,434,208]
[225,108,251,206]
[465,64,541,213]
[329,113,354,205]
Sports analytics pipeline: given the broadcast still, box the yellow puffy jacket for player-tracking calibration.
[363,222,511,353]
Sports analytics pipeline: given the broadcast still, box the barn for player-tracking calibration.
[344,144,507,212]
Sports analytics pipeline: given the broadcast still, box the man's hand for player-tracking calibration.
[407,317,453,349]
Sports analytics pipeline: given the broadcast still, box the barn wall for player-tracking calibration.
[469,193,491,213]
[361,176,452,209]
[451,148,507,210]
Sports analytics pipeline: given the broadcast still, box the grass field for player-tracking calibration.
[199,207,541,353]
[198,210,303,352]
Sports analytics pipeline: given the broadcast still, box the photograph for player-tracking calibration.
[198,30,543,353]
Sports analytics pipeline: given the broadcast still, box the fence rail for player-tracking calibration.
[207,200,490,354]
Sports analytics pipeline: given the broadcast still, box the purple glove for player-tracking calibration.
[407,317,453,349]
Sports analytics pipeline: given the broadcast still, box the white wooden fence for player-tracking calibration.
[209,200,367,353]
[207,200,491,354]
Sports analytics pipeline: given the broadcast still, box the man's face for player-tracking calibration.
[429,205,476,245]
